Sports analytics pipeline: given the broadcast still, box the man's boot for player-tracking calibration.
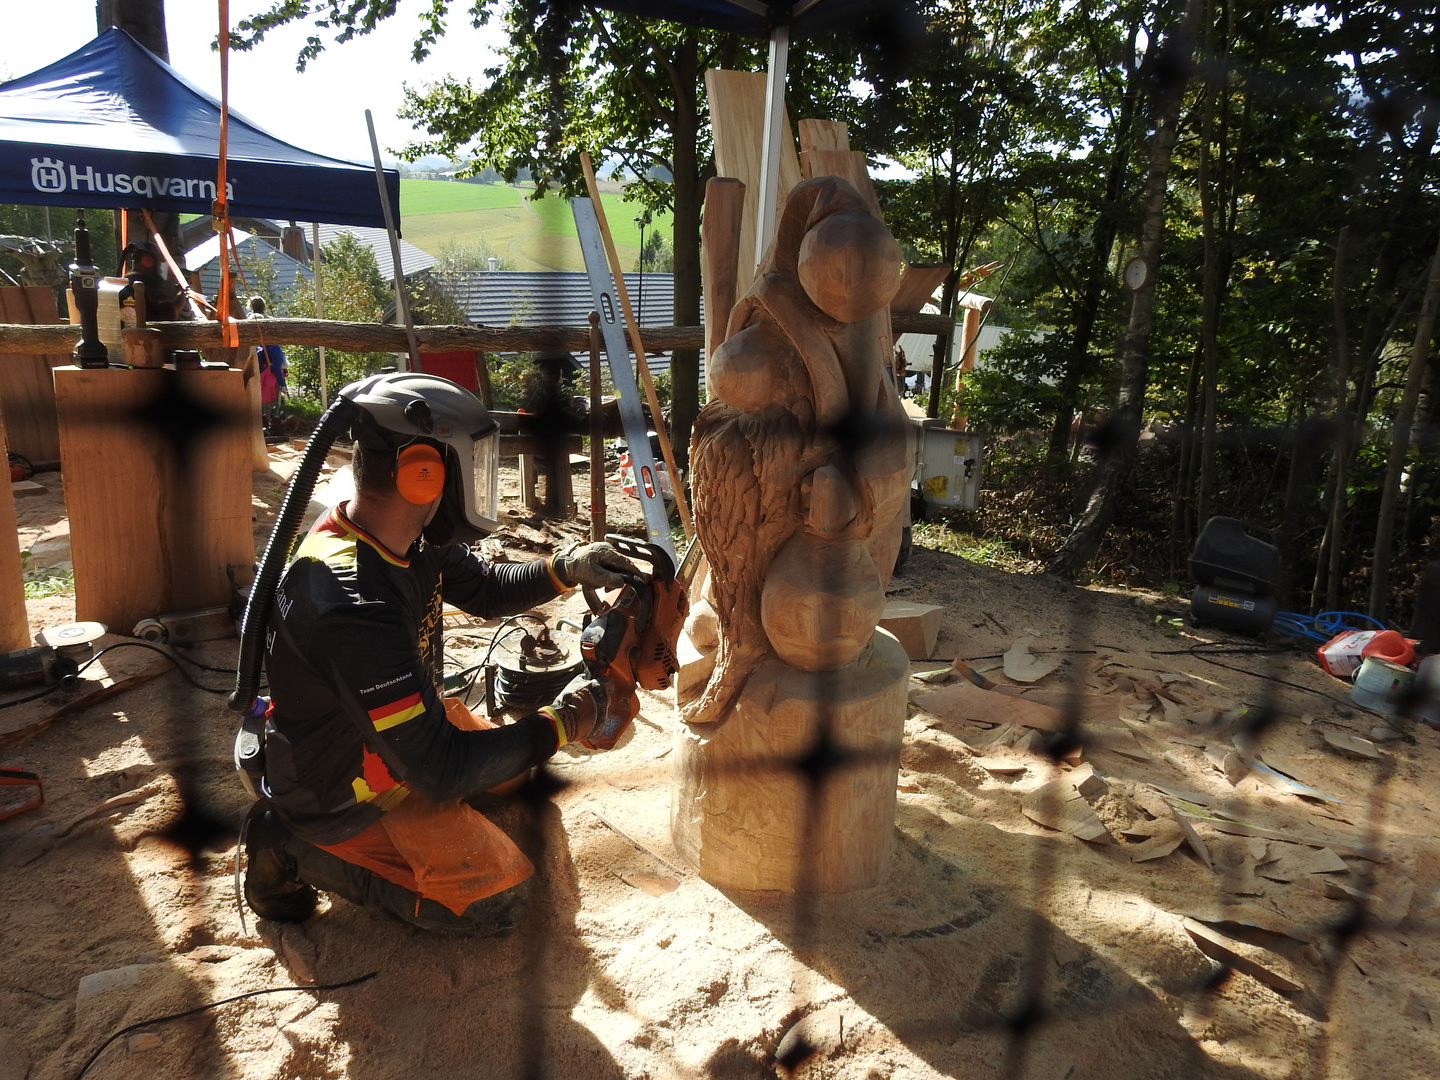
[242,802,317,924]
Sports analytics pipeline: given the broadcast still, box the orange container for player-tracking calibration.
[1361,629,1415,667]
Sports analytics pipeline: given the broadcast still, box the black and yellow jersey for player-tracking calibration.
[261,504,565,845]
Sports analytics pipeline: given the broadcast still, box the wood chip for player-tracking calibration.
[970,758,1028,775]
[908,681,1066,732]
[1098,727,1152,760]
[1003,636,1058,683]
[1180,901,1311,942]
[1021,781,1112,844]
[1322,730,1383,759]
[1183,920,1304,994]
[1127,822,1186,862]
[618,872,679,897]
[1171,809,1386,862]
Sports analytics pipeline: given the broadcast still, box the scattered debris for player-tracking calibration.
[909,680,1066,732]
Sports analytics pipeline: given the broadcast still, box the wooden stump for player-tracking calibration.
[671,630,908,893]
[54,366,254,631]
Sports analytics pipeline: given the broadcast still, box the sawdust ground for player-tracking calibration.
[3,450,1439,1080]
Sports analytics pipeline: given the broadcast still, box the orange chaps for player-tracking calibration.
[318,700,532,916]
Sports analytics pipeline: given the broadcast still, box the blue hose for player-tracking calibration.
[1272,610,1387,643]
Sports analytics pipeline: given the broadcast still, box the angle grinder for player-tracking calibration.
[0,622,107,691]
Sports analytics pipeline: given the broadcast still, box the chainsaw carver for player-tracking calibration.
[241,373,637,935]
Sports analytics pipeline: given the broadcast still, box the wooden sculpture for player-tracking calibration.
[673,176,914,892]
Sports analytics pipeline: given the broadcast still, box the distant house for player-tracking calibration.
[187,221,436,310]
[428,269,701,383]
[189,229,313,299]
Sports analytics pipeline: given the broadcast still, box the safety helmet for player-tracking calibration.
[341,372,501,546]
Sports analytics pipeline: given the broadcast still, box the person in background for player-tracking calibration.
[249,296,288,435]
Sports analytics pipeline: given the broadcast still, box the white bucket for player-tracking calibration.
[1350,656,1414,714]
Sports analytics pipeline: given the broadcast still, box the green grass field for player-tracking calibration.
[399,178,672,272]
[398,178,522,213]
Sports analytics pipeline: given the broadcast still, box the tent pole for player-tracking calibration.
[754,23,790,271]
[365,109,418,373]
[313,220,327,406]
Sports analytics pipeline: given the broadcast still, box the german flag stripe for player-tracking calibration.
[369,692,425,731]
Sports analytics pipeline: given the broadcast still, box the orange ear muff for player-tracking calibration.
[395,444,445,505]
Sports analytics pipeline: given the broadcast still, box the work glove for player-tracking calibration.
[550,541,638,591]
[539,675,610,749]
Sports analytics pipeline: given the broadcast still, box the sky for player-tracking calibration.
[0,1,508,165]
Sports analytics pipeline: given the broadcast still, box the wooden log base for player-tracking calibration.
[670,630,909,893]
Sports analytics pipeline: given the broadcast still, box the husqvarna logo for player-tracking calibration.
[31,157,66,193]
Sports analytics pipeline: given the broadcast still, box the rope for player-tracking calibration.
[213,0,240,347]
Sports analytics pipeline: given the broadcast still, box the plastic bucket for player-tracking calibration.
[1351,656,1415,714]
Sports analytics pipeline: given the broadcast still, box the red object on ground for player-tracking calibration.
[416,351,480,392]
[1362,629,1415,667]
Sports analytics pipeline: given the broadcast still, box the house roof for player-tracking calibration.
[436,270,674,328]
[306,222,436,282]
[192,235,313,302]
[430,269,698,381]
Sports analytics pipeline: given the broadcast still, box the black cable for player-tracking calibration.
[0,641,233,710]
[71,970,378,1080]
[77,641,233,694]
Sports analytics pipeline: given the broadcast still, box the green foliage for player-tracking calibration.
[21,552,74,599]
[911,520,1042,574]
[282,234,394,396]
[638,230,674,274]
[433,238,512,272]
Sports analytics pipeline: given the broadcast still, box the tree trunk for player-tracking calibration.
[98,0,183,269]
[1368,229,1440,619]
[1045,0,1197,579]
[1321,226,1353,610]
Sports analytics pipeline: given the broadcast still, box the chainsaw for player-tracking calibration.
[578,534,701,750]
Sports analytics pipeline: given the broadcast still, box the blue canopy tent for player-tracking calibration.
[0,28,399,229]
[588,1,914,261]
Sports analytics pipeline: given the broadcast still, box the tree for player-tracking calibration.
[282,233,395,396]
[235,2,771,466]
[1045,0,1200,578]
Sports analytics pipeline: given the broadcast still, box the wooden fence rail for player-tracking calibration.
[0,312,952,356]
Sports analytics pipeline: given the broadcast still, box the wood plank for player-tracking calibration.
[705,68,802,296]
[0,404,27,651]
[0,286,68,464]
[702,177,746,361]
[53,367,253,630]
[798,149,883,219]
[890,264,952,315]
[797,119,850,155]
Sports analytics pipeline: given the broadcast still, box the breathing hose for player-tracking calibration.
[229,395,360,714]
